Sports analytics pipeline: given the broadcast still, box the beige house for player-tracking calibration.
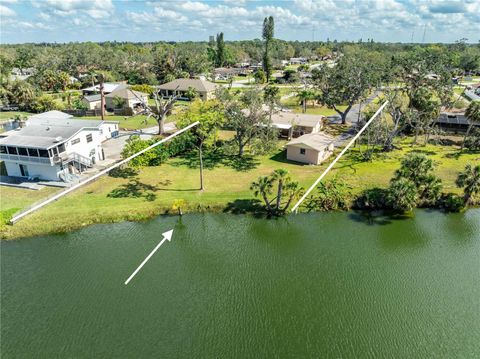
[105,88,149,112]
[271,111,324,139]
[81,94,102,110]
[286,132,334,165]
[157,78,216,101]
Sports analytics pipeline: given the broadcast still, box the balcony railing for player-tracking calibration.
[0,153,53,165]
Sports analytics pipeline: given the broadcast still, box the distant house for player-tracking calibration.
[157,78,217,101]
[82,94,102,110]
[81,82,127,96]
[214,67,250,80]
[0,115,119,181]
[289,57,308,65]
[436,111,480,132]
[10,67,35,81]
[270,111,324,139]
[105,88,148,112]
[286,132,334,165]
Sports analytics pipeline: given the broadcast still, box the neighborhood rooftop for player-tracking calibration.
[287,132,334,151]
[105,87,148,100]
[271,111,324,129]
[157,78,217,93]
[0,118,107,149]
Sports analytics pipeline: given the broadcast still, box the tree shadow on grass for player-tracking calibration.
[223,155,260,172]
[223,199,265,217]
[108,166,139,179]
[444,149,480,160]
[107,179,159,201]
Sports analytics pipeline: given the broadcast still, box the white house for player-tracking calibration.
[81,82,127,96]
[270,111,324,139]
[0,116,119,181]
[286,132,334,165]
[81,94,102,110]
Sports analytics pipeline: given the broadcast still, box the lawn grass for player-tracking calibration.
[0,111,33,120]
[1,137,477,239]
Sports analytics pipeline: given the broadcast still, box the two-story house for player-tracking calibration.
[0,116,119,182]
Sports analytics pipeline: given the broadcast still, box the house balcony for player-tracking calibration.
[0,153,53,165]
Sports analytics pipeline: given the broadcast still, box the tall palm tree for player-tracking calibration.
[456,164,480,205]
[462,101,480,150]
[296,89,314,113]
[272,169,290,211]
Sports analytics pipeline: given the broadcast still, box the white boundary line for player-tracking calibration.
[291,101,388,213]
[10,122,199,224]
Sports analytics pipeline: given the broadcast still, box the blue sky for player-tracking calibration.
[1,0,479,44]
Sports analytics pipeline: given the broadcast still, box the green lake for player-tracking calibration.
[1,209,479,358]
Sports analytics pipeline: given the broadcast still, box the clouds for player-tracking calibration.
[0,0,478,43]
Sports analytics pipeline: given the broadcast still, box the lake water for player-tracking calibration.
[1,210,479,358]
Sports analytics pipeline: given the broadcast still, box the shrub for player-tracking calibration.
[354,187,390,210]
[439,193,465,212]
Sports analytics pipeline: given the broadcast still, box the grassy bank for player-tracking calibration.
[1,140,478,239]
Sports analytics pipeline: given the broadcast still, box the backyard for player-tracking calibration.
[1,137,477,239]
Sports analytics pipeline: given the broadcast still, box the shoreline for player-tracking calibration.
[2,205,478,241]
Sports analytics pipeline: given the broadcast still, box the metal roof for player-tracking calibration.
[157,78,217,93]
[0,118,102,149]
[287,132,335,151]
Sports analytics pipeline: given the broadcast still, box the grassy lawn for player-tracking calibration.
[0,111,33,120]
[1,137,477,239]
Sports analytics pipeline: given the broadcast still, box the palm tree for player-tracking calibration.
[462,101,480,150]
[456,164,480,205]
[250,176,274,214]
[264,85,280,121]
[297,89,314,113]
[387,178,418,212]
[272,168,289,211]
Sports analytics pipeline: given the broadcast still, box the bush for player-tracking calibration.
[439,193,465,212]
[354,187,389,210]
[32,94,58,113]
[464,128,480,151]
[387,178,418,212]
[304,178,351,211]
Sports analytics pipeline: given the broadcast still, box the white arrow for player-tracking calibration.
[124,229,174,285]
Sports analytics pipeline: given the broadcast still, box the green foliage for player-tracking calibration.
[439,193,465,212]
[393,152,442,203]
[32,94,59,113]
[354,187,389,210]
[462,101,480,150]
[456,163,480,205]
[254,69,266,84]
[184,86,198,100]
[387,177,418,212]
[130,84,154,95]
[464,128,480,151]
[73,97,88,110]
[0,80,36,110]
[305,178,351,211]
[121,133,194,168]
[250,168,303,215]
[112,95,126,109]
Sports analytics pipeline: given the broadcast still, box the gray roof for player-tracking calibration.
[0,118,102,149]
[105,88,148,100]
[287,132,334,151]
[271,111,323,128]
[83,94,101,102]
[29,110,73,120]
[157,78,217,93]
[82,82,127,93]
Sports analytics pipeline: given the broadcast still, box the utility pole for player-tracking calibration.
[99,75,105,121]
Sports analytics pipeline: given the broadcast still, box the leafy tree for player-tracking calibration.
[220,87,276,157]
[177,100,225,190]
[250,169,303,215]
[462,101,480,150]
[387,177,418,212]
[409,86,440,145]
[184,86,198,101]
[456,164,480,205]
[112,96,126,109]
[1,80,36,110]
[304,178,351,211]
[121,136,159,168]
[32,94,59,113]
[263,85,280,120]
[393,152,443,204]
[296,89,315,113]
[262,16,275,82]
[216,32,225,67]
[282,68,299,83]
[73,97,88,110]
[313,48,382,124]
[254,69,266,84]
